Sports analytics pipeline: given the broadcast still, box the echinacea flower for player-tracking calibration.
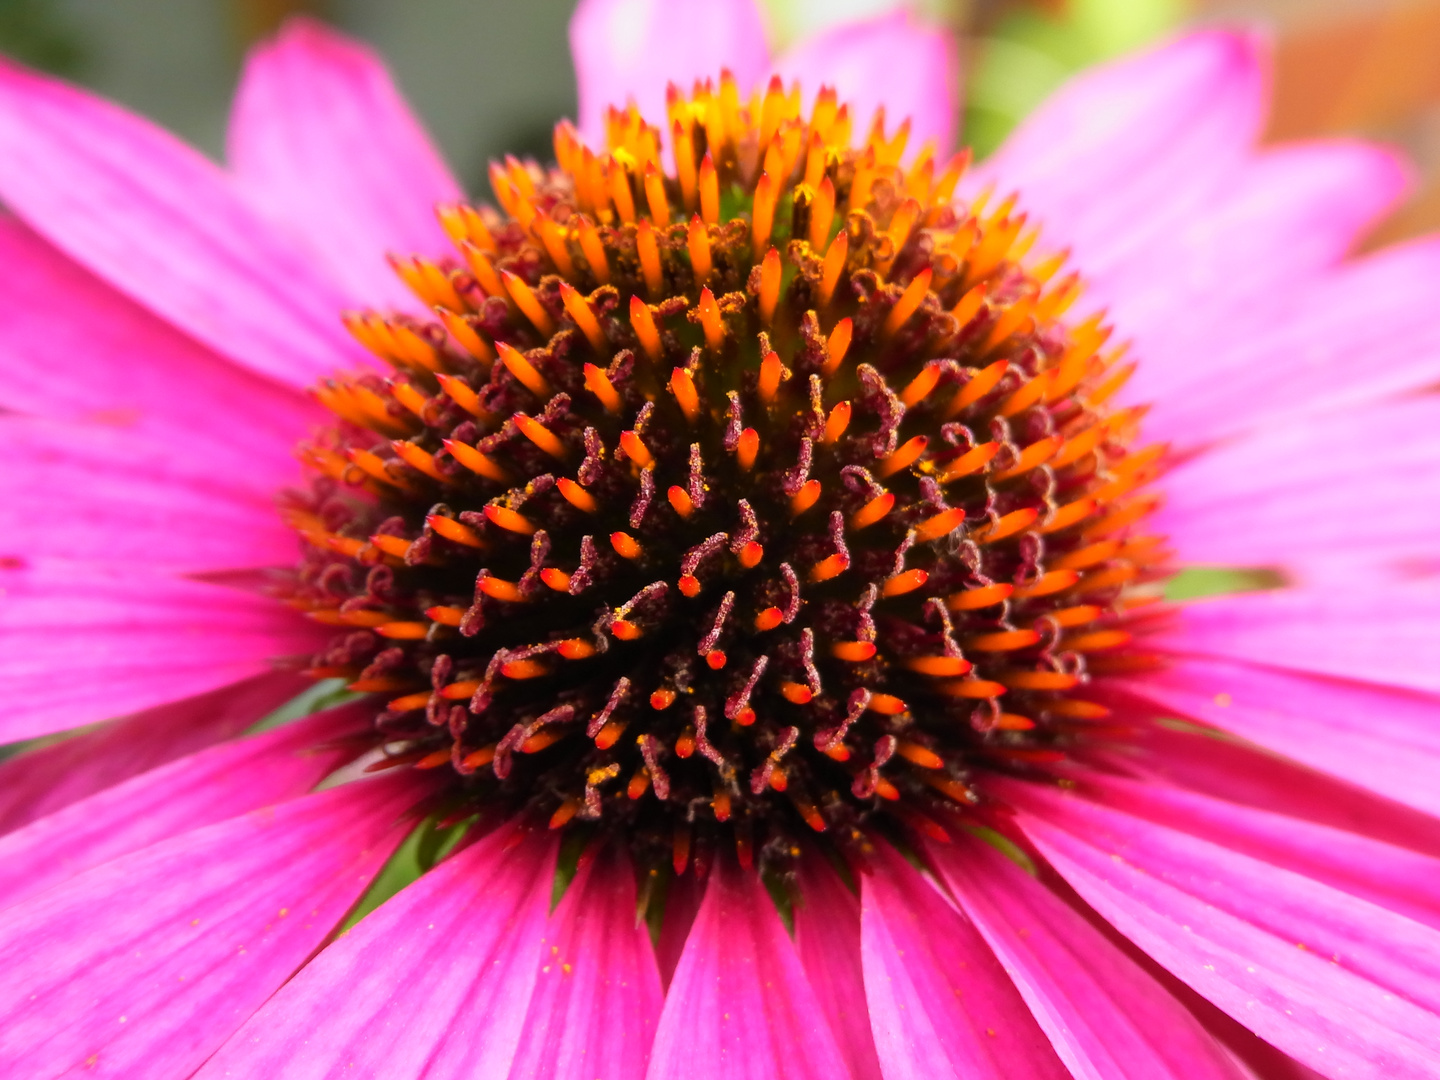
[1,2,1439,1078]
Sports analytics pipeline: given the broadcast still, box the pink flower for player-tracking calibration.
[0,3,1437,1079]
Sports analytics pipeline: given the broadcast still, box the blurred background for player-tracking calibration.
[2,0,1438,245]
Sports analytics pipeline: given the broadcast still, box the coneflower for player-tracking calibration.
[0,8,1438,1080]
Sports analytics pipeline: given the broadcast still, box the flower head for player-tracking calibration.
[0,6,1438,1080]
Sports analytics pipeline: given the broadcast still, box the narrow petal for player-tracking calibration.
[771,12,959,155]
[1112,656,1440,821]
[0,217,320,471]
[1003,779,1440,1079]
[1161,581,1440,694]
[229,17,461,310]
[860,841,1070,1080]
[929,831,1247,1080]
[0,558,326,742]
[0,701,367,909]
[793,849,884,1080]
[198,821,557,1079]
[0,670,308,834]
[1051,769,1440,934]
[508,843,664,1080]
[569,0,770,143]
[0,776,419,1079]
[0,417,300,572]
[654,863,704,987]
[1155,395,1440,584]
[0,58,368,390]
[975,30,1266,269]
[648,855,852,1080]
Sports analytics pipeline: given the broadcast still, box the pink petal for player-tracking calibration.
[860,840,1070,1080]
[569,0,770,144]
[0,57,368,390]
[0,775,419,1079]
[1111,657,1440,821]
[0,217,319,473]
[0,557,326,742]
[0,416,299,572]
[0,670,309,834]
[508,843,663,1080]
[928,831,1247,1080]
[654,863,704,987]
[771,12,959,156]
[1155,395,1440,584]
[793,848,884,1080]
[1111,142,1405,440]
[1161,581,1440,695]
[1002,779,1440,1079]
[0,701,367,909]
[648,855,851,1080]
[1050,769,1440,935]
[197,820,557,1079]
[975,30,1266,272]
[229,18,461,310]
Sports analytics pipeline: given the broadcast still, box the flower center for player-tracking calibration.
[284,74,1170,868]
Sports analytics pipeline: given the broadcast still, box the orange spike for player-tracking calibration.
[582,363,624,413]
[758,350,784,404]
[670,367,701,422]
[850,492,894,530]
[1039,497,1097,534]
[428,514,485,548]
[739,540,763,568]
[905,655,972,678]
[823,401,851,444]
[945,359,1009,417]
[757,247,782,325]
[831,640,876,662]
[938,441,1000,483]
[514,413,567,459]
[998,670,1079,691]
[460,240,505,298]
[877,435,927,478]
[898,362,942,407]
[607,156,636,223]
[577,215,610,284]
[557,477,598,513]
[636,218,664,297]
[697,288,725,353]
[950,282,988,329]
[977,507,1039,543]
[443,439,510,483]
[435,308,494,364]
[535,217,576,278]
[619,430,654,469]
[947,582,1014,610]
[936,678,1007,699]
[817,229,848,307]
[485,505,538,535]
[369,534,413,559]
[821,317,852,377]
[810,175,836,249]
[610,532,642,559]
[993,434,1063,482]
[914,507,965,543]
[392,440,446,482]
[755,607,784,632]
[388,691,432,712]
[629,296,664,362]
[643,162,670,226]
[1012,569,1080,599]
[504,658,549,681]
[883,568,929,597]
[388,381,430,419]
[809,552,849,582]
[673,119,698,210]
[500,271,555,337]
[736,427,759,471]
[875,269,933,339]
[478,576,526,602]
[969,629,1041,652]
[425,606,466,627]
[668,485,694,517]
[434,372,485,418]
[896,741,944,770]
[687,215,712,284]
[698,152,720,225]
[559,282,607,352]
[790,479,822,516]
